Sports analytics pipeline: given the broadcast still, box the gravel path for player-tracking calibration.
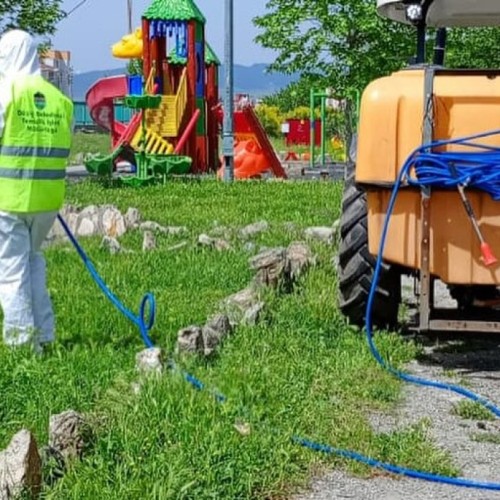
[295,280,500,500]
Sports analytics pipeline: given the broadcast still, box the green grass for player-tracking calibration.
[70,132,110,165]
[270,136,346,162]
[451,401,495,421]
[471,432,500,445]
[0,179,457,498]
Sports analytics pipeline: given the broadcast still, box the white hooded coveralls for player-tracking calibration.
[0,30,59,348]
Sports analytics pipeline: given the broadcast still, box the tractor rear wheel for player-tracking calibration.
[337,169,401,329]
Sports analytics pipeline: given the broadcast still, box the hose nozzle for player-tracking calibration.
[481,242,498,267]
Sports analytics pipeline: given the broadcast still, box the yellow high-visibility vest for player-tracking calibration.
[0,75,73,212]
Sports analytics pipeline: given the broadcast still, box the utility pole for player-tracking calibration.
[222,0,234,182]
[127,0,133,33]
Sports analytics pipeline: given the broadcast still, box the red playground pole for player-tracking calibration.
[175,109,201,154]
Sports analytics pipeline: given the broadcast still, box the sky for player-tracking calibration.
[52,0,276,73]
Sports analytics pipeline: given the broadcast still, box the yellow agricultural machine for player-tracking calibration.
[338,0,500,332]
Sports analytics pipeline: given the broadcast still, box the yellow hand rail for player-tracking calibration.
[174,68,188,133]
[145,63,156,94]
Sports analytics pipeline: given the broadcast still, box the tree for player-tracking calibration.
[254,0,414,97]
[0,0,64,37]
[263,77,322,112]
[254,1,500,100]
[447,28,500,69]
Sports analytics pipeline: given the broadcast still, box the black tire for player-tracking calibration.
[337,169,401,329]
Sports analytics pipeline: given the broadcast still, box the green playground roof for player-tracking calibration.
[168,43,220,66]
[205,43,220,66]
[144,0,206,23]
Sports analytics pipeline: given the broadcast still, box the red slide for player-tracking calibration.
[238,106,287,179]
[218,105,287,180]
[86,75,137,149]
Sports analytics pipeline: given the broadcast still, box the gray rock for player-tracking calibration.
[224,286,259,311]
[222,286,261,325]
[214,239,231,251]
[205,314,233,337]
[76,218,97,237]
[60,204,79,221]
[176,326,204,354]
[165,225,187,235]
[101,206,126,238]
[0,430,41,500]
[250,247,287,271]
[242,302,265,326]
[124,207,141,229]
[202,326,226,356]
[140,221,187,235]
[198,234,215,247]
[66,212,79,235]
[249,248,290,288]
[304,226,336,244]
[100,236,121,255]
[332,219,340,231]
[142,231,157,252]
[49,410,87,462]
[79,205,101,229]
[287,242,316,280]
[198,234,231,251]
[240,221,269,239]
[135,348,163,375]
[203,314,233,354]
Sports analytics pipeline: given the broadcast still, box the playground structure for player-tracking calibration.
[84,0,287,183]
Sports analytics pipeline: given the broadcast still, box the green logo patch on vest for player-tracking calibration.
[34,92,46,110]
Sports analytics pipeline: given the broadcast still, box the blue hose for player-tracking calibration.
[57,214,225,398]
[57,214,156,348]
[61,129,500,491]
[366,128,500,418]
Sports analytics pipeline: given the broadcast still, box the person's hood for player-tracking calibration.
[0,30,40,81]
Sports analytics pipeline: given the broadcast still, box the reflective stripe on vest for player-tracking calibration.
[0,146,70,158]
[0,167,66,180]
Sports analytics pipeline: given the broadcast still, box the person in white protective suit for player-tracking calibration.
[0,30,73,353]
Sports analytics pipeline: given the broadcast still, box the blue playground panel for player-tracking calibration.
[73,101,134,128]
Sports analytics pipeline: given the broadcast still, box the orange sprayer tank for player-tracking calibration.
[356,68,500,285]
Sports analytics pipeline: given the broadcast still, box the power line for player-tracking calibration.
[63,0,91,18]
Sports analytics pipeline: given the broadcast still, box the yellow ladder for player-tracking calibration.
[131,128,174,155]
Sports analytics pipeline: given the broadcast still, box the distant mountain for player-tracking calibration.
[71,63,298,101]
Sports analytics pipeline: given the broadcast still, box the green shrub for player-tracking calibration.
[254,104,284,138]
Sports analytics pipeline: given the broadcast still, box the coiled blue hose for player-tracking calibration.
[61,130,500,491]
[366,128,500,418]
